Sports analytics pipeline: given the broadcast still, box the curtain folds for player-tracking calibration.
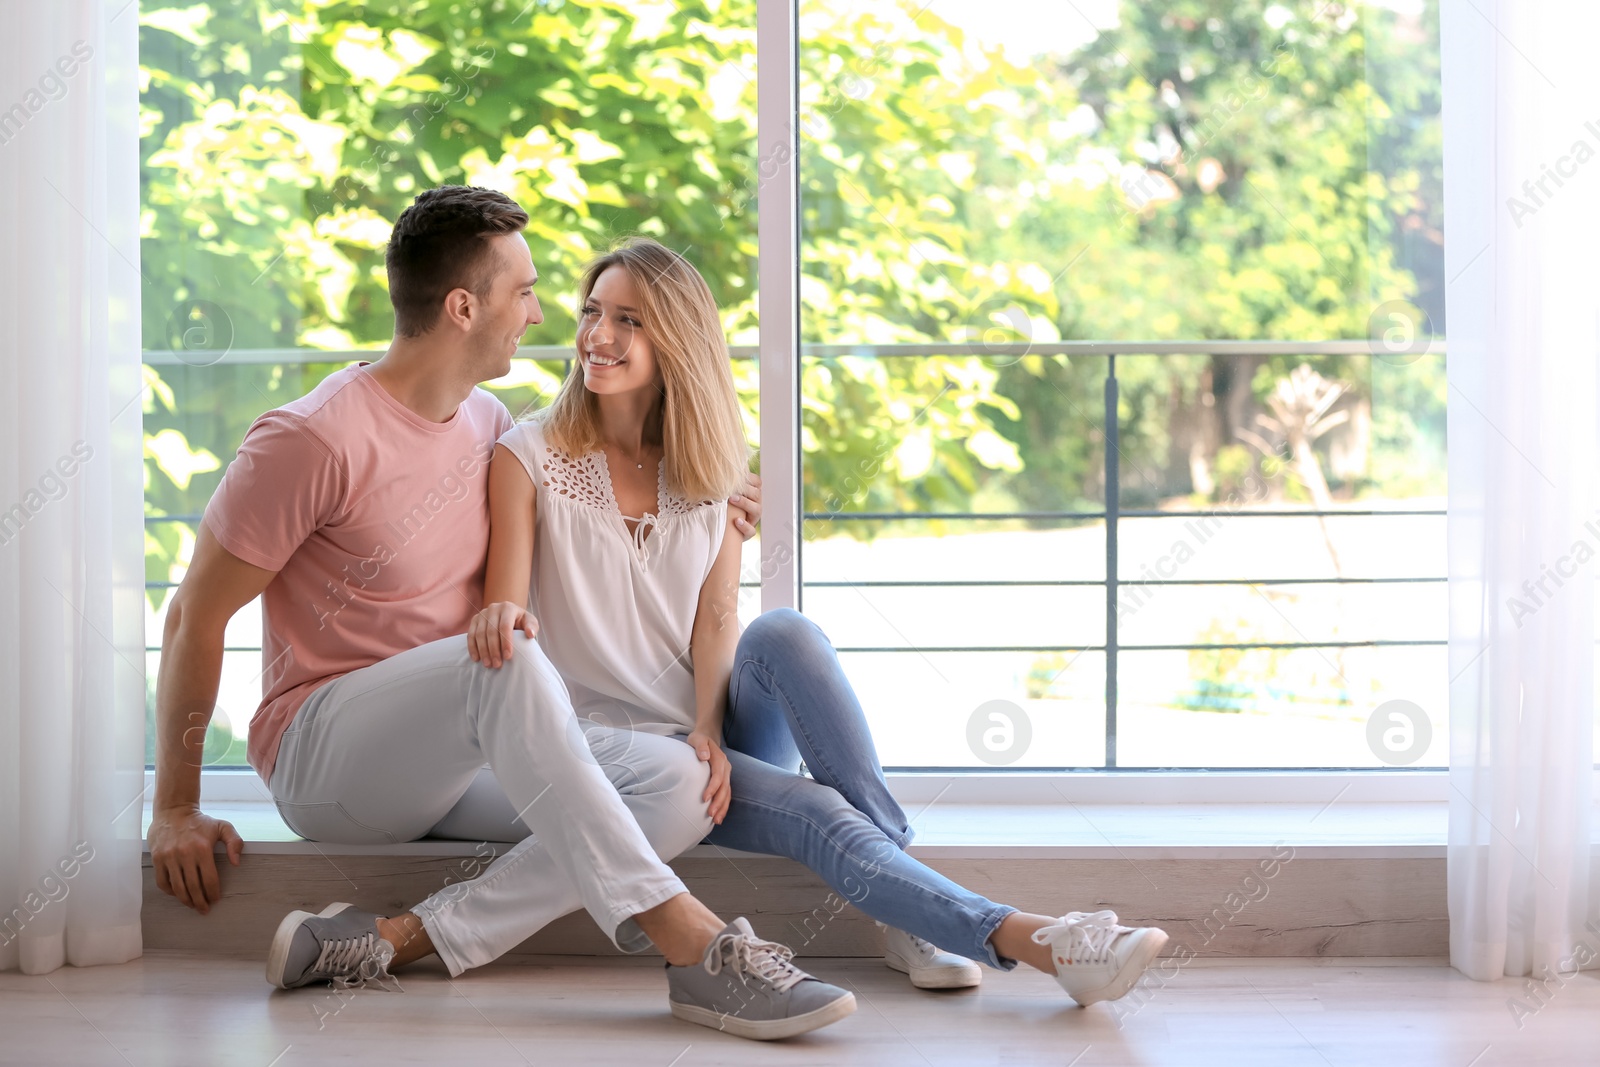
[0,0,146,974]
[1442,0,1600,980]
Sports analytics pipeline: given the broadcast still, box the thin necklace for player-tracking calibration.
[617,447,645,469]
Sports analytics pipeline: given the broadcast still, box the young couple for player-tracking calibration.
[147,185,1167,1041]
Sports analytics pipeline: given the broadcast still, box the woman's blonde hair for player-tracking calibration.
[538,237,749,502]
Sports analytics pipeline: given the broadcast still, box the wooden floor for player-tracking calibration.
[3,952,1596,1066]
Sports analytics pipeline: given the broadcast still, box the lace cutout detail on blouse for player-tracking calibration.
[655,460,716,518]
[534,425,716,522]
[538,443,617,512]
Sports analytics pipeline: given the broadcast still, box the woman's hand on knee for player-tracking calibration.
[468,602,539,668]
[686,729,732,824]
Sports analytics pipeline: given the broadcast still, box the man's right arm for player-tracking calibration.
[147,520,278,915]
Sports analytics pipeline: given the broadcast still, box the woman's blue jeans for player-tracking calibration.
[707,609,1018,969]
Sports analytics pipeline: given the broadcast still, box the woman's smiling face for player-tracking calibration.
[576,265,659,397]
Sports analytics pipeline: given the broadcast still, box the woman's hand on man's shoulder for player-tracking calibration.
[729,471,761,541]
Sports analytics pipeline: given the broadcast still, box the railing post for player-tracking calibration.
[1105,354,1119,769]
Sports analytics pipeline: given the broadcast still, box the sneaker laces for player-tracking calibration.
[1031,910,1127,965]
[315,932,402,992]
[706,932,807,993]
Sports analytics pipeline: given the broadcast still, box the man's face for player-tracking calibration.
[466,232,543,381]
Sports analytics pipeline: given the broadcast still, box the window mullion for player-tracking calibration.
[755,0,802,613]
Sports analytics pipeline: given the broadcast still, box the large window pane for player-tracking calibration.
[798,1,1443,769]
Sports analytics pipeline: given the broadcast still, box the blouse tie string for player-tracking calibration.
[623,511,659,563]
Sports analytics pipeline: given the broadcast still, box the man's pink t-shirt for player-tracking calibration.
[201,364,513,785]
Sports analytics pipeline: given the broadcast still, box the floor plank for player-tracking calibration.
[2,953,1595,1066]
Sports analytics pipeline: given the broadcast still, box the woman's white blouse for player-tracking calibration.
[497,418,727,736]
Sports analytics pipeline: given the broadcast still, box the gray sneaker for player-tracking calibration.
[266,902,400,991]
[666,918,856,1040]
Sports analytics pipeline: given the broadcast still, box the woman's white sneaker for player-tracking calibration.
[883,925,982,989]
[1032,910,1167,1006]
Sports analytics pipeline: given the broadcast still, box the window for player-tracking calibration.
[793,0,1444,769]
[140,0,1444,775]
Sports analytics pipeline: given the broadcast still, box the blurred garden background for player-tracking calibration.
[137,0,1446,770]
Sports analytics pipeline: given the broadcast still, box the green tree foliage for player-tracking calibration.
[962,0,1445,508]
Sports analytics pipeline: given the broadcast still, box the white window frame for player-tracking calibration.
[756,0,802,613]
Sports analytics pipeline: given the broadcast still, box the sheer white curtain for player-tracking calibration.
[1443,0,1600,980]
[0,0,146,973]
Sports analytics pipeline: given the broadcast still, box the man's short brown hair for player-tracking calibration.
[385,186,530,337]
